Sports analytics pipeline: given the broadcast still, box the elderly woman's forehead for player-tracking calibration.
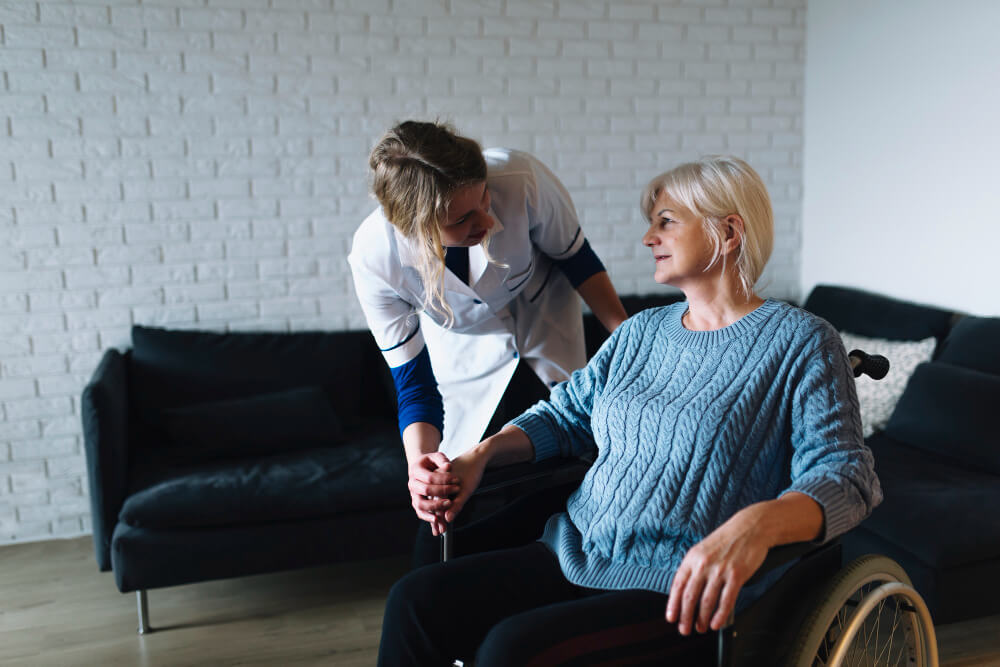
[652,189,692,213]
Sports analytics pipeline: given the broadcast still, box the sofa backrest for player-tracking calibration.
[936,314,1000,375]
[882,314,999,472]
[802,284,957,355]
[128,325,394,449]
[884,360,1000,474]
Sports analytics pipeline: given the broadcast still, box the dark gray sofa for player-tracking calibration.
[802,285,1000,625]
[83,326,417,602]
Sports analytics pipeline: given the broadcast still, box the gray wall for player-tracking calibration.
[802,0,1000,315]
[0,0,806,545]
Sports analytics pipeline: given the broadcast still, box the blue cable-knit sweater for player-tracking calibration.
[510,299,882,596]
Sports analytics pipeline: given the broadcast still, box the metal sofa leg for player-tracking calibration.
[136,590,151,634]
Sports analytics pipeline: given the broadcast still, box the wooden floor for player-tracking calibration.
[1,537,999,666]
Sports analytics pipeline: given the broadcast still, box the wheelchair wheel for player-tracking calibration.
[786,554,938,667]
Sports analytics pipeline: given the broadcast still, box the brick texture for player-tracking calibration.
[0,0,806,545]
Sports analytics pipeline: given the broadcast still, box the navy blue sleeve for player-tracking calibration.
[389,346,444,438]
[554,239,606,288]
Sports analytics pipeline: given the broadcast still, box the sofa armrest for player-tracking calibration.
[81,348,130,571]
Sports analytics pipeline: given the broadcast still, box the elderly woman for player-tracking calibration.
[377,156,882,666]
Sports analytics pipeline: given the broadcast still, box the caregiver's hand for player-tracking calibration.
[408,451,460,537]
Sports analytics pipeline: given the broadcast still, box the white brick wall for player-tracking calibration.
[0,0,806,545]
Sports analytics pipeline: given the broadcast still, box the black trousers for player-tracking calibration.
[379,542,714,666]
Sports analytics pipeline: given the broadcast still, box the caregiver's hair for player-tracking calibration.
[368,120,489,325]
[641,156,774,297]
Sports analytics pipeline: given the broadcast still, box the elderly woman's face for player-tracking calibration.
[642,191,716,287]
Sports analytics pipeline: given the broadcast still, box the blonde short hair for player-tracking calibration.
[368,121,487,325]
[640,156,773,296]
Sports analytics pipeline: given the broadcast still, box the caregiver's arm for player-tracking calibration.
[576,270,627,333]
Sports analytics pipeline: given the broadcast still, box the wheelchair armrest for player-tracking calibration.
[744,539,840,587]
[475,454,594,498]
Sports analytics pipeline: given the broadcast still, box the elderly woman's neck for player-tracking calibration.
[680,282,765,332]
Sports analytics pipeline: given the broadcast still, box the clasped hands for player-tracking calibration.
[406,449,488,537]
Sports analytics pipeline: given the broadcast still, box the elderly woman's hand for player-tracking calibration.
[440,445,490,525]
[666,492,824,635]
[665,509,770,635]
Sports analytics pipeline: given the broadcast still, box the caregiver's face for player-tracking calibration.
[440,182,494,247]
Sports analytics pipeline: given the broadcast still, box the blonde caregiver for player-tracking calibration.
[349,121,626,552]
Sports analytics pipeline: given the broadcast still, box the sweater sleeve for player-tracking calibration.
[509,317,630,462]
[783,336,883,542]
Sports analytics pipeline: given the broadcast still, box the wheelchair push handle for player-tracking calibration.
[848,349,889,380]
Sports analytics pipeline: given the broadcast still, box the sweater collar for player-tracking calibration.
[665,299,781,348]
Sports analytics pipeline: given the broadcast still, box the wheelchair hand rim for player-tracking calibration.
[827,581,939,667]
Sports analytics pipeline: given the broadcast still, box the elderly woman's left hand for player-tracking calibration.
[665,508,770,636]
[665,492,824,635]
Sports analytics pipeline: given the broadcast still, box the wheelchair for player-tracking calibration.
[440,350,939,667]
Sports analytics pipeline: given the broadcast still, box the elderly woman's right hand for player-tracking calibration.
[441,445,491,525]
[407,452,460,536]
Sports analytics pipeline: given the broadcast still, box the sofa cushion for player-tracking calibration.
[936,315,1000,375]
[862,433,1000,568]
[803,285,954,351]
[129,326,394,447]
[120,423,407,529]
[884,362,1000,475]
[838,331,936,437]
[162,386,344,461]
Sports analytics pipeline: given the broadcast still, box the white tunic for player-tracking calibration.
[348,148,589,458]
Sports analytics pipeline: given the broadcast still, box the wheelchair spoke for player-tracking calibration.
[846,589,919,667]
[870,597,886,661]
[792,557,933,667]
[851,586,877,667]
[820,600,850,664]
[872,597,901,665]
[889,603,914,667]
[889,600,904,666]
[832,583,918,667]
[863,597,881,656]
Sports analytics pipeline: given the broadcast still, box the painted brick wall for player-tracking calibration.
[0,0,805,545]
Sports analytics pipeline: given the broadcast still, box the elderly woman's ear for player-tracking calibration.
[722,214,746,253]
